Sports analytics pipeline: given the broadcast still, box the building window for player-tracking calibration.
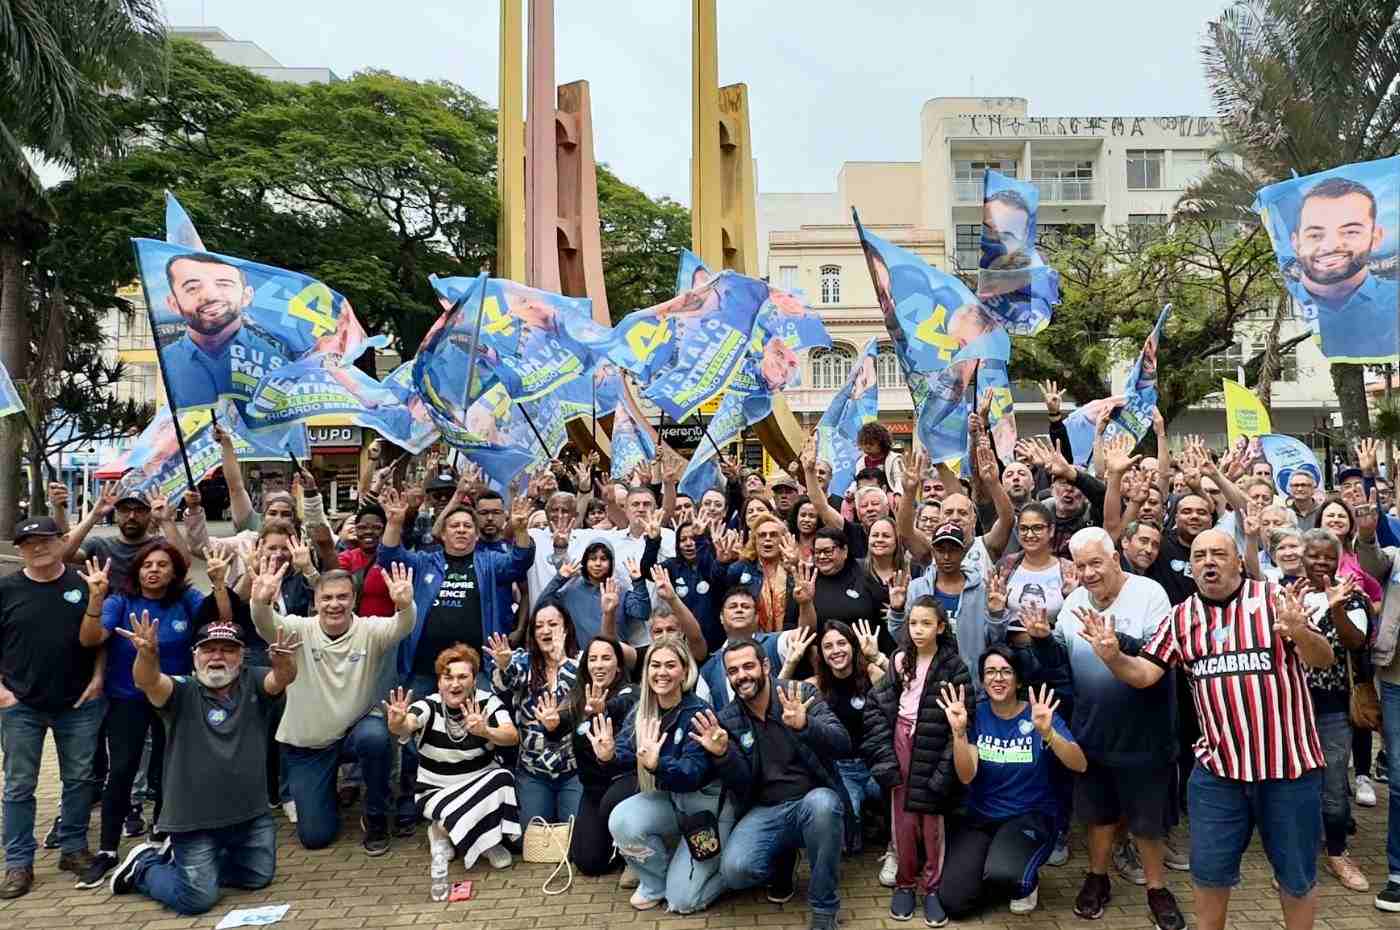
[1207,342,1246,379]
[1170,150,1209,189]
[1127,213,1168,246]
[778,265,798,292]
[876,344,904,389]
[820,264,840,304]
[1031,159,1095,201]
[955,224,981,268]
[116,311,153,351]
[1126,149,1165,189]
[809,344,856,390]
[1250,339,1299,382]
[952,158,1018,202]
[1040,223,1097,246]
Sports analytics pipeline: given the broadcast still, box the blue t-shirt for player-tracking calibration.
[966,700,1072,822]
[932,587,961,620]
[101,590,205,701]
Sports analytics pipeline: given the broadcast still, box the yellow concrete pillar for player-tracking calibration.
[496,0,525,282]
[691,0,722,267]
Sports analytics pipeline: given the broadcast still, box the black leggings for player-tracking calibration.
[940,812,1055,920]
[569,775,639,875]
[100,698,165,852]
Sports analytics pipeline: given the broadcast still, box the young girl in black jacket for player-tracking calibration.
[863,596,972,928]
[565,637,639,876]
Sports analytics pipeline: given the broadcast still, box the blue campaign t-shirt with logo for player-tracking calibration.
[966,699,1073,822]
[101,589,206,700]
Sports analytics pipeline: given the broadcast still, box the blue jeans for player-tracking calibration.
[834,758,881,853]
[1,698,105,867]
[515,768,582,825]
[609,787,734,913]
[1315,710,1353,856]
[1380,679,1400,881]
[131,814,276,915]
[1187,763,1322,898]
[282,714,392,849]
[720,788,844,916]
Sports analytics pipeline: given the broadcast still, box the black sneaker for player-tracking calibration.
[1074,872,1111,920]
[923,892,948,928]
[394,814,417,838]
[361,815,390,857]
[890,887,915,921]
[123,808,146,838]
[149,829,168,843]
[110,843,156,896]
[74,852,117,890]
[1378,755,1391,783]
[767,850,798,903]
[1147,887,1185,930]
[1377,880,1400,912]
[42,816,61,850]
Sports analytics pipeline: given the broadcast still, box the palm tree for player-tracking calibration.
[0,1,167,531]
[1180,0,1400,446]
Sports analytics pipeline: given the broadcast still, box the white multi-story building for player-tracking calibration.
[758,97,1336,450]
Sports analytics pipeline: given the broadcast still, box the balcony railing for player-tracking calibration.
[1032,178,1097,202]
[952,180,983,203]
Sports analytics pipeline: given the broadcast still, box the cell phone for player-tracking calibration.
[448,880,474,901]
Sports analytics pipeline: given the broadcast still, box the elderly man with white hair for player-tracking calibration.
[1020,527,1184,930]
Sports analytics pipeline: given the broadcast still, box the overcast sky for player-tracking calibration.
[161,1,1227,203]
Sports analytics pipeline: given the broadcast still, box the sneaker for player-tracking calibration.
[57,849,94,875]
[890,887,916,921]
[42,816,61,850]
[483,843,512,869]
[123,810,146,838]
[1114,839,1146,886]
[1048,830,1070,867]
[1009,884,1038,914]
[1074,872,1111,920]
[282,800,298,823]
[879,847,899,887]
[1377,754,1390,783]
[74,851,118,889]
[1357,775,1378,808]
[1163,829,1190,872]
[630,889,663,910]
[810,914,839,930]
[923,892,948,927]
[1376,880,1400,912]
[110,842,156,896]
[360,815,390,857]
[148,829,168,843]
[767,850,798,903]
[0,866,33,899]
[395,814,418,838]
[618,863,640,889]
[1147,886,1185,930]
[1327,854,1370,892]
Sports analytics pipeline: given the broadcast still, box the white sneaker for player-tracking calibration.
[879,848,898,887]
[1009,885,1038,914]
[483,843,513,870]
[1048,831,1069,867]
[1358,775,1378,808]
[282,801,298,824]
[1164,829,1191,871]
[1113,839,1146,886]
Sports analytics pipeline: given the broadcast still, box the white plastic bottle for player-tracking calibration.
[430,853,449,902]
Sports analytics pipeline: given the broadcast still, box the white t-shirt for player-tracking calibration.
[1008,560,1065,625]
[1057,574,1172,644]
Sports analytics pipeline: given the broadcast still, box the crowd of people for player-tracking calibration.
[3,401,1399,930]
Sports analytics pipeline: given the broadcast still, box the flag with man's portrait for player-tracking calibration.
[977,169,1059,335]
[816,338,879,498]
[1103,304,1170,447]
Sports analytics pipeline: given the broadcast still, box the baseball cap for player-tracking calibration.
[425,471,458,493]
[193,621,244,649]
[114,492,150,509]
[931,521,967,548]
[1337,467,1365,486]
[769,471,798,491]
[13,516,62,544]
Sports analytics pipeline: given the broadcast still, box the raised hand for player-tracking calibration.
[1029,683,1060,737]
[625,557,643,581]
[1021,604,1052,640]
[533,691,562,732]
[94,481,119,516]
[689,708,730,756]
[660,448,686,485]
[854,618,882,661]
[509,492,531,534]
[1060,560,1080,595]
[1358,438,1380,476]
[586,714,616,762]
[936,682,968,735]
[643,508,665,540]
[382,686,414,733]
[1242,501,1262,539]
[1357,488,1381,541]
[250,555,288,605]
[78,556,111,600]
[462,694,490,737]
[212,421,232,447]
[584,682,610,718]
[380,485,409,525]
[1075,607,1120,662]
[776,680,815,731]
[1039,380,1063,418]
[147,492,171,524]
[47,482,69,513]
[903,448,927,496]
[268,627,302,682]
[985,568,1008,614]
[1103,434,1141,476]
[1325,573,1360,611]
[204,543,232,587]
[887,568,909,611]
[486,632,514,671]
[635,715,664,770]
[115,610,160,659]
[974,442,999,487]
[650,565,677,602]
[1274,585,1312,642]
[288,534,313,574]
[784,625,816,669]
[385,562,415,610]
[792,560,817,604]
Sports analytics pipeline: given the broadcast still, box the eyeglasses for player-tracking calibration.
[813,547,838,557]
[1018,524,1048,536]
[983,667,1014,680]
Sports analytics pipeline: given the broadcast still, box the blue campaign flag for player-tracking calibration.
[1254,155,1400,363]
[1103,304,1171,447]
[916,329,1013,466]
[816,339,880,497]
[0,360,21,420]
[1062,395,1128,466]
[428,274,611,402]
[609,387,659,480]
[977,170,1059,335]
[1258,434,1323,497]
[164,191,206,251]
[131,239,374,415]
[677,391,748,502]
[413,273,497,426]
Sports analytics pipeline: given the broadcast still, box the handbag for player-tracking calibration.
[522,815,574,895]
[673,791,725,863]
[1346,651,1383,732]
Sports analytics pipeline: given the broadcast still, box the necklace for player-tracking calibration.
[443,706,471,743]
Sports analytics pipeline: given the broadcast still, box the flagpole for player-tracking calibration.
[130,241,198,490]
[462,273,490,410]
[515,403,553,459]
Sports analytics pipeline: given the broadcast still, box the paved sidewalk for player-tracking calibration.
[0,741,1393,930]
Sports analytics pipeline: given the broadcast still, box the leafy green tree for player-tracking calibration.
[597,166,691,322]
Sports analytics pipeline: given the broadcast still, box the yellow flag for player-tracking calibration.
[1222,379,1271,445]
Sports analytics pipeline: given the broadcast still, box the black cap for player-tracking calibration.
[193,621,244,649]
[1337,467,1365,486]
[425,471,458,493]
[13,516,62,544]
[931,521,968,549]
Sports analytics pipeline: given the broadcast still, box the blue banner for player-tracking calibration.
[1254,155,1400,363]
[917,329,1013,465]
[413,273,497,429]
[1103,304,1171,447]
[609,386,659,480]
[131,239,374,415]
[816,338,879,497]
[977,169,1059,336]
[1063,395,1127,466]
[164,191,206,251]
[0,360,20,420]
[1257,433,1323,497]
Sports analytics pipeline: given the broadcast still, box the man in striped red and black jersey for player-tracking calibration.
[1080,529,1335,930]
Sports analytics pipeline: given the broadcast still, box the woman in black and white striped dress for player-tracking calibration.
[385,643,522,871]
